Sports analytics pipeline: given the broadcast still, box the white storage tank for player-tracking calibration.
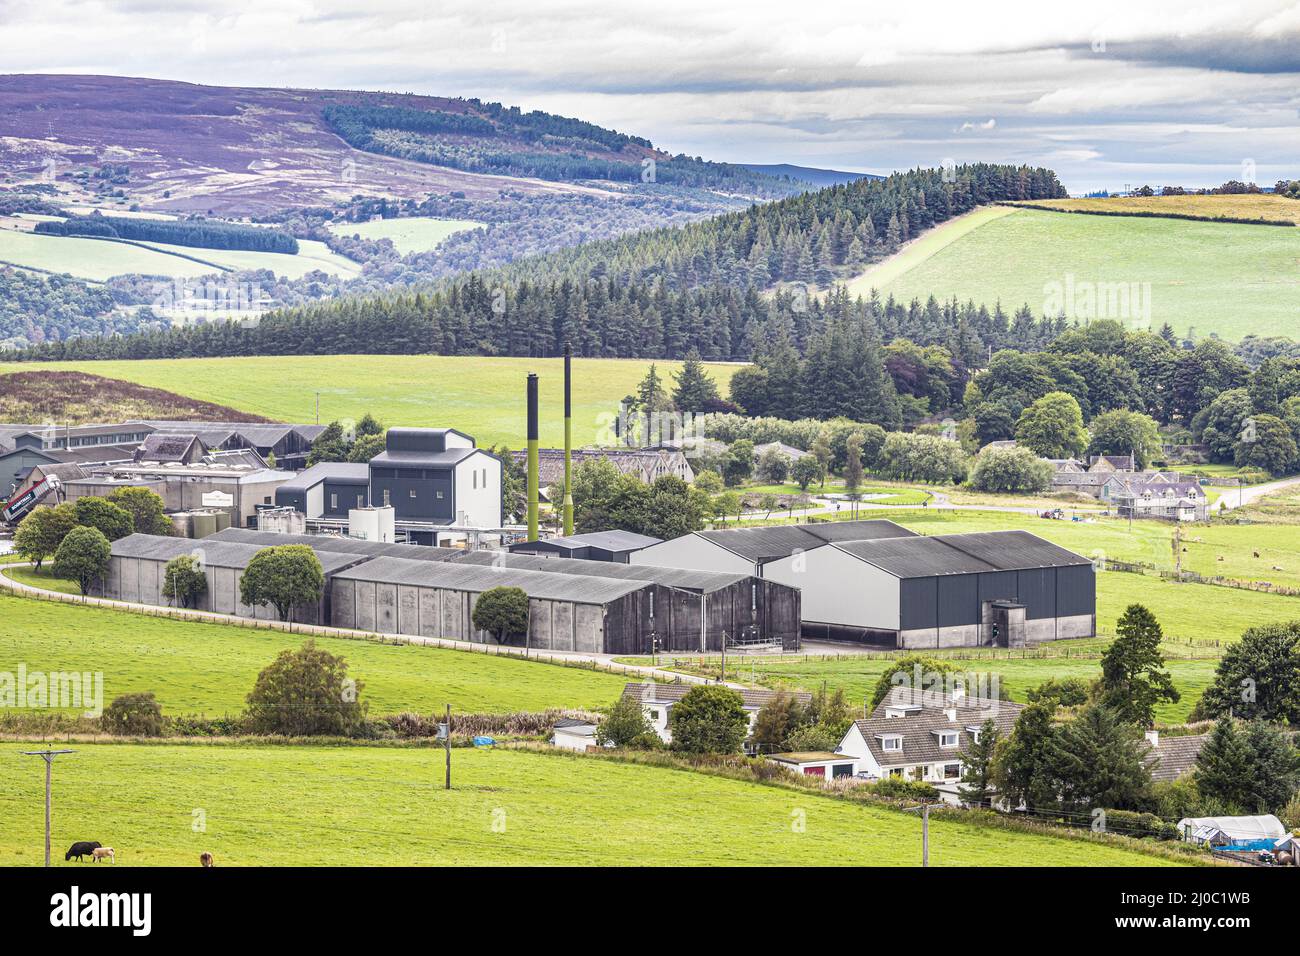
[349,505,395,542]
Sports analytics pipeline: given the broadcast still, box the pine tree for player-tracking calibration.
[1100,604,1179,728]
[671,348,720,411]
[959,718,1000,807]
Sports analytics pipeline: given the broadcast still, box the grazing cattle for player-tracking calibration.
[91,847,115,863]
[1255,551,1261,558]
[65,841,101,862]
[200,852,214,868]
[1274,566,1285,572]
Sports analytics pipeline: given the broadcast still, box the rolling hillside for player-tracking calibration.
[0,74,794,216]
[848,203,1300,341]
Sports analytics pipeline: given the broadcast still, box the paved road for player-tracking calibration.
[1214,474,1300,511]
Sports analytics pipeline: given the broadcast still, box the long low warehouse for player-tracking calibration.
[95,534,371,624]
[90,531,796,654]
[452,551,801,650]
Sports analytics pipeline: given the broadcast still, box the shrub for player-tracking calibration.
[1099,809,1179,841]
[866,777,940,802]
[968,447,1053,494]
[100,692,165,737]
[245,640,367,737]
[472,586,530,644]
[162,554,208,609]
[596,693,658,748]
[668,685,749,754]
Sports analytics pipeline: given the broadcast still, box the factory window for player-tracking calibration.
[330,494,337,510]
[409,489,417,498]
[472,471,477,490]
[263,496,271,504]
[382,490,390,507]
[751,583,756,611]
[356,494,365,509]
[436,491,444,499]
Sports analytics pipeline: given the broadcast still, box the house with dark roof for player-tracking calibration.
[836,696,1025,798]
[1112,479,1209,522]
[1143,730,1208,783]
[621,682,813,751]
[760,529,1096,647]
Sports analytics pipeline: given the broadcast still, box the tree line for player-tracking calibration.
[35,214,299,254]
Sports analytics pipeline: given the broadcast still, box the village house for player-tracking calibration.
[621,682,812,752]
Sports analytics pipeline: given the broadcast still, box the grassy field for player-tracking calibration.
[0,227,361,281]
[326,216,482,254]
[0,355,743,448]
[1010,194,1300,225]
[2,565,79,594]
[0,743,1185,866]
[0,594,625,716]
[845,206,1300,341]
[847,205,1017,292]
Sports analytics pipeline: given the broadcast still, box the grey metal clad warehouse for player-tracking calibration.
[96,533,373,624]
[329,555,660,653]
[508,529,663,563]
[630,519,918,575]
[207,527,464,561]
[762,529,1095,648]
[453,550,802,650]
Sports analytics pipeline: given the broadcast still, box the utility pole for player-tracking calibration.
[443,703,452,790]
[906,802,931,867]
[720,630,727,683]
[315,392,320,425]
[22,749,75,867]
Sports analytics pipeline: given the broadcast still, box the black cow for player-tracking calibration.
[65,841,101,862]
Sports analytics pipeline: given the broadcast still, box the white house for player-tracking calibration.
[550,718,600,752]
[621,682,811,751]
[833,690,1024,803]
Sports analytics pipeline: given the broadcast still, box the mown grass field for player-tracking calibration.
[0,355,743,448]
[0,227,360,281]
[326,216,482,254]
[0,743,1185,866]
[846,206,1300,341]
[1011,194,1300,225]
[0,594,625,716]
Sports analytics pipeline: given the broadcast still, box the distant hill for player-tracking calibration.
[739,163,881,187]
[0,74,797,216]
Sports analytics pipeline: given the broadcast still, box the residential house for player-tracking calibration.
[753,441,811,463]
[835,691,1024,802]
[1112,479,1209,522]
[514,447,696,489]
[551,718,600,752]
[1143,730,1207,783]
[621,682,812,752]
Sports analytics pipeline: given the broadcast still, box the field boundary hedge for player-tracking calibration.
[1002,200,1297,227]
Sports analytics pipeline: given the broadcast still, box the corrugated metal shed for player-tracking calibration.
[334,555,651,604]
[929,531,1093,570]
[453,550,752,594]
[110,533,367,574]
[694,519,915,563]
[208,528,462,561]
[543,530,663,551]
[835,536,997,577]
[275,462,370,492]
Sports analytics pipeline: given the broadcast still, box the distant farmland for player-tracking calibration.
[848,204,1300,342]
[0,355,744,447]
[1010,193,1300,225]
[326,216,482,254]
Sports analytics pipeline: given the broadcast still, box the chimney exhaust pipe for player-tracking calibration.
[563,345,574,537]
[527,372,539,541]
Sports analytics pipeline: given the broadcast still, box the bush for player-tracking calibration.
[472,586,530,644]
[244,640,367,737]
[866,777,940,802]
[1099,809,1179,841]
[968,447,1054,494]
[162,554,208,608]
[596,693,658,748]
[1027,677,1093,707]
[100,692,165,737]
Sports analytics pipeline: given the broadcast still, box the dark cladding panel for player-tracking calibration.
[977,570,1018,609]
[1056,563,1097,617]
[1016,567,1056,620]
[937,574,980,627]
[899,576,937,631]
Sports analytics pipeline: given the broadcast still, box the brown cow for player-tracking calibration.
[200,852,214,868]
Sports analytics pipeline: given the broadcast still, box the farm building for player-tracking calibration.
[621,682,813,750]
[512,447,696,489]
[206,527,464,561]
[551,718,600,752]
[454,550,802,650]
[508,529,662,563]
[329,555,665,653]
[762,530,1095,647]
[630,519,919,576]
[93,533,373,624]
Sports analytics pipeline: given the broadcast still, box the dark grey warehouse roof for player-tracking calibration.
[453,550,754,594]
[334,555,651,604]
[524,530,663,552]
[694,519,916,564]
[109,533,369,574]
[208,528,462,561]
[834,530,1091,579]
[370,447,479,468]
[275,462,371,491]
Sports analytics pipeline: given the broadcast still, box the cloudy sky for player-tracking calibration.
[1,0,1297,192]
